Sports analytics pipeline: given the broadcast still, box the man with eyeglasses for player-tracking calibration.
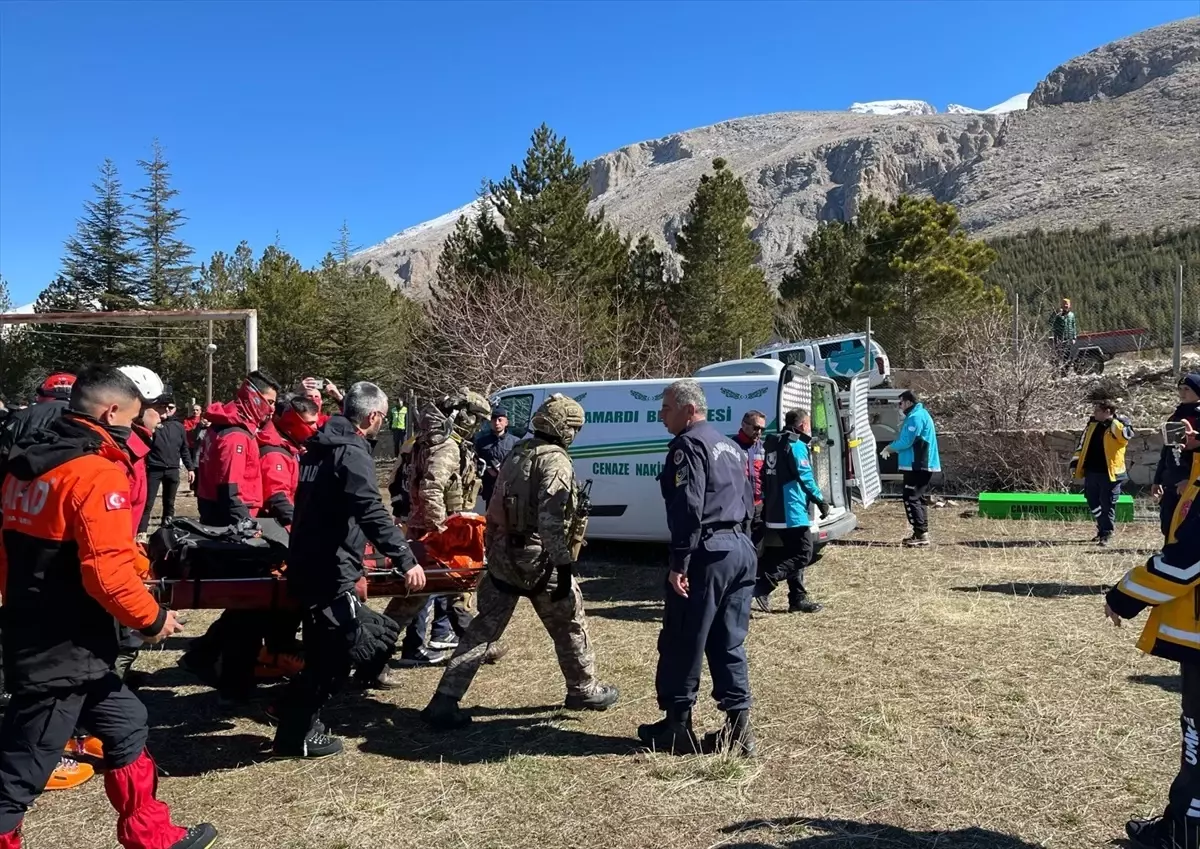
[732,411,767,555]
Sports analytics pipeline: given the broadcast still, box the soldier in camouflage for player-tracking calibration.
[383,391,497,663]
[422,394,619,729]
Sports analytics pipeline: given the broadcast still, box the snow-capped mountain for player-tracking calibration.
[946,93,1031,115]
[849,100,937,116]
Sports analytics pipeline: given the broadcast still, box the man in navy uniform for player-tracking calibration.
[638,379,758,757]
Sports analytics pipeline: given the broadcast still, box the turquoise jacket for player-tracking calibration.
[891,403,941,473]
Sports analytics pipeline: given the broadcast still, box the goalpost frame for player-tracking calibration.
[0,309,260,373]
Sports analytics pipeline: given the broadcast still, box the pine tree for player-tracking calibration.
[673,158,774,364]
[132,140,195,307]
[0,278,39,400]
[240,246,324,387]
[854,195,1000,361]
[63,159,143,311]
[625,235,668,308]
[779,198,884,337]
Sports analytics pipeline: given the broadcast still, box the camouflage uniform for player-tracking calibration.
[385,392,489,629]
[431,396,608,706]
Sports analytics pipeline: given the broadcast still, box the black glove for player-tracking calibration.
[817,501,831,520]
[359,607,401,647]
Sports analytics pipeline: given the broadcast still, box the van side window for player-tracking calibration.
[500,393,535,437]
[817,339,864,360]
[779,349,807,366]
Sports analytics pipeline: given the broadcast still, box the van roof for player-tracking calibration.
[693,359,788,377]
[754,333,883,355]
[494,364,785,397]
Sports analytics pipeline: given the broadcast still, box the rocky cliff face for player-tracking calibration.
[354,17,1200,295]
[1029,17,1200,106]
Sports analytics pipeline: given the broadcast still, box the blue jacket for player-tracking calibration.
[891,403,941,473]
[762,433,824,529]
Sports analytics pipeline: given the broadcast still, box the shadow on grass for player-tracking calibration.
[720,817,1043,848]
[1129,673,1181,693]
[138,684,275,775]
[352,700,635,764]
[951,582,1109,599]
[587,602,663,623]
[958,539,1088,549]
[577,548,667,604]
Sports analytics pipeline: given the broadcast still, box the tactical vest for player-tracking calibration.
[409,433,482,518]
[496,440,587,551]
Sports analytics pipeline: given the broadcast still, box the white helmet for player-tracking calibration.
[118,366,167,404]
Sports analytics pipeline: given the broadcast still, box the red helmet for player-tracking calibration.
[37,372,76,401]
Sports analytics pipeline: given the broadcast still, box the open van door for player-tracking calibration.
[775,363,812,427]
[846,374,882,508]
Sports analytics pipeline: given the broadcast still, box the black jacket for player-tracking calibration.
[286,416,417,605]
[475,428,520,502]
[148,418,195,472]
[1156,402,1200,487]
[0,400,67,462]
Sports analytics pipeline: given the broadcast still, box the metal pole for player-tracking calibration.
[864,317,872,376]
[1175,265,1184,377]
[245,310,259,373]
[1013,292,1019,361]
[205,321,214,408]
[738,337,743,359]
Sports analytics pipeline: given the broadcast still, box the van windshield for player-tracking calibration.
[499,393,535,437]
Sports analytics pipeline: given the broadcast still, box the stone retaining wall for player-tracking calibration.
[937,429,1164,491]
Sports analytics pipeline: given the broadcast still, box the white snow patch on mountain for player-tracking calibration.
[946,93,1031,115]
[848,99,937,116]
[386,199,484,240]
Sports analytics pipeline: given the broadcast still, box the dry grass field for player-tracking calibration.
[26,500,1182,849]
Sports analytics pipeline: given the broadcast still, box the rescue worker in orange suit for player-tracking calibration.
[0,365,217,849]
[180,370,280,701]
[254,394,321,679]
[1111,420,1200,849]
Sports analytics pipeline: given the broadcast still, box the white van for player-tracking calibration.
[489,361,881,545]
[754,334,891,389]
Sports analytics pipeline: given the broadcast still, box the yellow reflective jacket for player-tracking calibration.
[1070,416,1133,482]
[1107,454,1200,663]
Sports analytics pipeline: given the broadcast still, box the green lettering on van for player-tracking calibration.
[647,409,658,423]
[584,410,640,425]
[591,462,630,476]
[635,462,664,477]
[706,406,733,423]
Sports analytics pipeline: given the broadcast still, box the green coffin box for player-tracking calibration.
[978,491,1136,522]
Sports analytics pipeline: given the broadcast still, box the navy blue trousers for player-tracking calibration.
[1084,473,1121,538]
[655,532,756,713]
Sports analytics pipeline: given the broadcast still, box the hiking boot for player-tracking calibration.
[421,693,472,730]
[352,667,403,691]
[395,646,450,668]
[272,729,343,760]
[700,709,758,758]
[637,709,700,755]
[483,642,509,665]
[752,595,773,614]
[169,823,219,849]
[903,532,931,548]
[788,598,824,614]
[1125,815,1168,849]
[565,683,619,712]
[44,758,94,790]
[1097,535,1112,548]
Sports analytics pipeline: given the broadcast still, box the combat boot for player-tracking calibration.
[637,708,700,755]
[422,693,472,730]
[700,709,758,758]
[565,683,619,712]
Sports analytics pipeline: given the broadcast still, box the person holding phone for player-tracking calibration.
[1154,374,1200,541]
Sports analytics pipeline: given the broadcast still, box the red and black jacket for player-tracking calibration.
[258,422,299,528]
[0,415,167,693]
[196,400,263,525]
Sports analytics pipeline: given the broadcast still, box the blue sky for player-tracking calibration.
[1,0,1195,304]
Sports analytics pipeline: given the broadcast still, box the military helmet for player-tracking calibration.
[437,388,491,439]
[532,393,585,447]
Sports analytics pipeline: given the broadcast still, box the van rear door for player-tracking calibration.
[846,374,882,508]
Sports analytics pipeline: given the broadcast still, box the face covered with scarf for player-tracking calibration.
[236,378,278,428]
[275,403,320,447]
